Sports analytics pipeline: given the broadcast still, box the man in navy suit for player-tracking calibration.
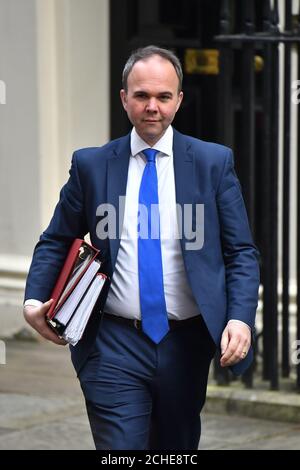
[23,46,260,450]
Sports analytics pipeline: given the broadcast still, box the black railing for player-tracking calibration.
[214,0,300,391]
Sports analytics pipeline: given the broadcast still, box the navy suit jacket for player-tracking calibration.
[25,129,260,375]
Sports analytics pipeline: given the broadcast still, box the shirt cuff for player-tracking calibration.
[24,299,43,308]
[227,319,251,331]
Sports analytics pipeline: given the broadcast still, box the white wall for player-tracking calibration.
[0,0,40,256]
[0,0,110,336]
[37,0,110,228]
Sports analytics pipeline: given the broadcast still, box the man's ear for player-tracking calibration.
[176,91,183,112]
[120,89,128,110]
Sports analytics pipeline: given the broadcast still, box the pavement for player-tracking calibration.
[0,337,300,450]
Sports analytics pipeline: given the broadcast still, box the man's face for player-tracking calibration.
[120,55,183,146]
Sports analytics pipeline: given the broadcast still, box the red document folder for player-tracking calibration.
[47,239,100,321]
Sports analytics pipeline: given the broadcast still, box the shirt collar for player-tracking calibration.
[130,126,173,157]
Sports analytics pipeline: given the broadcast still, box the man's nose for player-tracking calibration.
[146,98,158,112]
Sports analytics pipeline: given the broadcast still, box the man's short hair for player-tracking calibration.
[122,45,183,93]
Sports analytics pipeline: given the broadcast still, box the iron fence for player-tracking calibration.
[214,0,300,391]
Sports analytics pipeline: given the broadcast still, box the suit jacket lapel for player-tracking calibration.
[107,134,131,270]
[173,129,195,252]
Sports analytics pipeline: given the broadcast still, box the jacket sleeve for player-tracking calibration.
[24,152,88,303]
[216,149,260,329]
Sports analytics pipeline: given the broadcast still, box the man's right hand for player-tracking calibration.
[23,299,67,346]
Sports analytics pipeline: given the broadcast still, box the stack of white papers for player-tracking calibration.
[54,260,101,325]
[62,274,106,346]
[51,259,106,345]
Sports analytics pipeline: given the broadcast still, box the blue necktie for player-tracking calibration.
[138,148,169,343]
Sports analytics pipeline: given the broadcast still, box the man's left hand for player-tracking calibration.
[220,321,251,367]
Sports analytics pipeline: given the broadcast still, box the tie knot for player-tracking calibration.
[143,148,158,163]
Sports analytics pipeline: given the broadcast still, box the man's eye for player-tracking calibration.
[160,96,171,101]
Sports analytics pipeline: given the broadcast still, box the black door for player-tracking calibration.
[110,0,221,141]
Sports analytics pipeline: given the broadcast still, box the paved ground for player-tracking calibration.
[0,338,299,450]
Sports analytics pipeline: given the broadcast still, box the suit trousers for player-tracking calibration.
[78,313,216,450]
